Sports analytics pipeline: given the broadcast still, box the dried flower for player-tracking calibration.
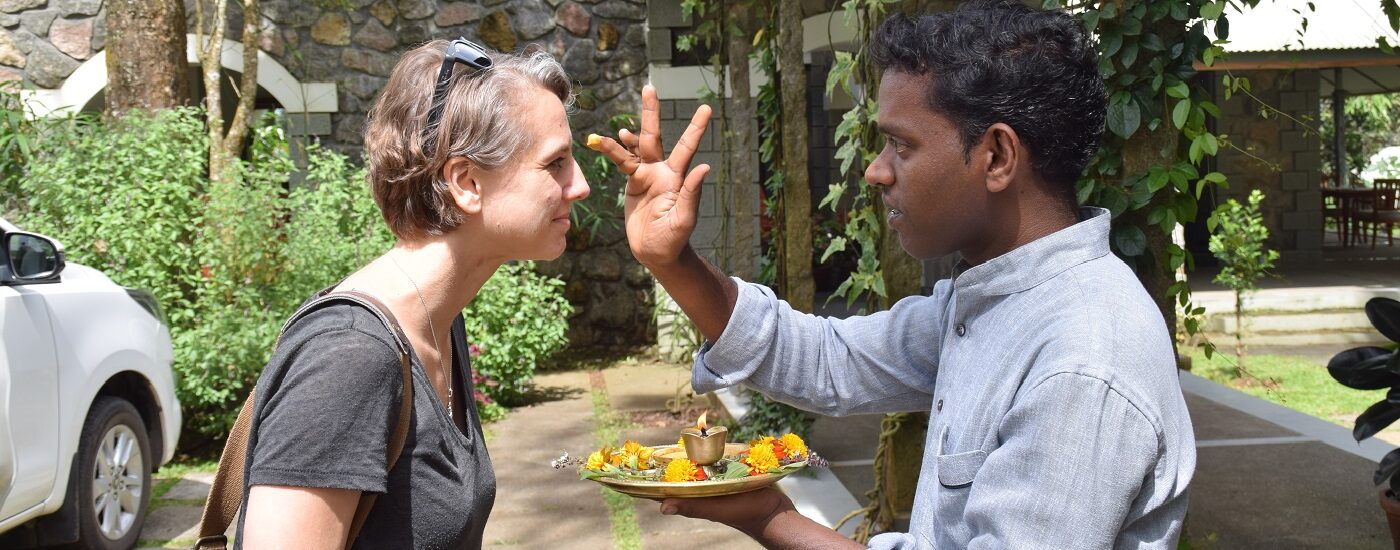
[662,457,699,482]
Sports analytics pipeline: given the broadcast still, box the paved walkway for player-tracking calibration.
[138,351,1400,549]
[136,364,759,549]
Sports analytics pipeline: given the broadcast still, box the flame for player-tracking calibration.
[697,411,708,431]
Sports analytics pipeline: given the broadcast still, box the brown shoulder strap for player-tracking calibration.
[193,290,415,550]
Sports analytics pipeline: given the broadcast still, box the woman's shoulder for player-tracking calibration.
[280,298,404,355]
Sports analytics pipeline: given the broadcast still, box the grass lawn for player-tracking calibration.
[1190,349,1388,426]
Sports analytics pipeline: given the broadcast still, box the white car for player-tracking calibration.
[0,218,180,549]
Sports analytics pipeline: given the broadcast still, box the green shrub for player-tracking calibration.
[464,261,573,405]
[12,107,572,448]
[1207,189,1279,376]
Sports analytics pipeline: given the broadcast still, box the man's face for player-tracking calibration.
[865,70,989,261]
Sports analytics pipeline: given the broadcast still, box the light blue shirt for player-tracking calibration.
[693,207,1195,549]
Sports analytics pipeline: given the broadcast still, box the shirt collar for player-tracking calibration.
[951,207,1112,297]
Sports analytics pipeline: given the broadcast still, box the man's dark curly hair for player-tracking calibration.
[872,0,1106,194]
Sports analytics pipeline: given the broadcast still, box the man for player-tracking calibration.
[593,1,1194,548]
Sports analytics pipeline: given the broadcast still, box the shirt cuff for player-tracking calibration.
[692,278,777,394]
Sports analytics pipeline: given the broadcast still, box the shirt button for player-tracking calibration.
[955,323,967,337]
[936,399,944,411]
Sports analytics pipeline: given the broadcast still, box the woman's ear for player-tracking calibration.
[444,157,483,217]
[982,123,1020,194]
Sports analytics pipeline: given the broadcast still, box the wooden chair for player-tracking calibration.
[1323,187,1348,246]
[1357,186,1400,249]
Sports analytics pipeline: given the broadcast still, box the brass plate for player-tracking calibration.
[587,445,806,499]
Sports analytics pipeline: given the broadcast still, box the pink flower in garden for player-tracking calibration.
[468,343,482,357]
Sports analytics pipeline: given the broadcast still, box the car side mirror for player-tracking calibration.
[2,231,65,283]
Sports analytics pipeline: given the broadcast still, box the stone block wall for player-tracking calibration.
[1214,69,1324,262]
[0,0,103,88]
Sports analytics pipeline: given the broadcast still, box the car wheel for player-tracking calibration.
[75,397,152,550]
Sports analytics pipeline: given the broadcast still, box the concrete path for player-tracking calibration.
[136,364,762,549]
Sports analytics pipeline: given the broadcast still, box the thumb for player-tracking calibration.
[660,498,686,516]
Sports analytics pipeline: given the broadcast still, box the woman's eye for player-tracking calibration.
[548,158,565,170]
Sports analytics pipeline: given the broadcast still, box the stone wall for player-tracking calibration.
[1,0,656,348]
[0,0,103,87]
[1214,69,1324,263]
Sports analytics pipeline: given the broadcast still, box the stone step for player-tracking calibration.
[1203,310,1377,334]
[1192,286,1400,315]
[1203,329,1392,347]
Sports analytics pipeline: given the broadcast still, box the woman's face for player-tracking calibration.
[473,85,590,261]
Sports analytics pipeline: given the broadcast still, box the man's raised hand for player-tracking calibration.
[588,84,711,269]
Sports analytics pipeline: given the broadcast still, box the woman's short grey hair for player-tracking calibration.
[365,40,575,240]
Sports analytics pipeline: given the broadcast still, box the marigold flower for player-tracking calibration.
[586,451,606,471]
[744,441,780,475]
[662,458,699,482]
[779,433,807,458]
[622,440,644,457]
[638,446,655,464]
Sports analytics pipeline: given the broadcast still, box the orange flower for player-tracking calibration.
[743,441,780,475]
[779,433,807,458]
[586,450,607,471]
[662,458,699,482]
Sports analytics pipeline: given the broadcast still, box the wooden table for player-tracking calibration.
[1323,187,1376,248]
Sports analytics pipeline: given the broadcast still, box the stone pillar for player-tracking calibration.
[1214,68,1323,262]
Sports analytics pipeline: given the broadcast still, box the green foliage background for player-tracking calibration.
[4,107,571,449]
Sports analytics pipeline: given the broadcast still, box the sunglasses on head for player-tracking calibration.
[423,38,494,154]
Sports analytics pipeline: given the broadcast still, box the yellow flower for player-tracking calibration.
[609,451,628,467]
[744,441,780,475]
[676,436,685,449]
[586,451,606,471]
[749,435,775,446]
[622,440,644,457]
[638,446,655,465]
[662,457,699,482]
[779,433,807,458]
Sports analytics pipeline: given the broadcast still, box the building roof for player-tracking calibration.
[1217,0,1399,53]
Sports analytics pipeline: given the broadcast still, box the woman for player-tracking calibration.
[237,39,589,549]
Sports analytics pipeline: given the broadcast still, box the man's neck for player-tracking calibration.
[960,198,1078,266]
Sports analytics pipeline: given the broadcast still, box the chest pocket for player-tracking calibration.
[937,449,987,488]
[935,425,988,489]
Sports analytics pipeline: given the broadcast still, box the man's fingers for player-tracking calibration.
[639,84,663,162]
[618,128,640,153]
[666,104,712,174]
[676,163,709,218]
[589,135,639,175]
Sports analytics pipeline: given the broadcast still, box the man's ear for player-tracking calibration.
[982,123,1020,194]
[444,157,483,217]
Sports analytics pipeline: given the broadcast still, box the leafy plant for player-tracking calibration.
[1206,189,1278,374]
[736,391,815,443]
[1327,298,1400,497]
[1320,93,1400,184]
[1206,189,1279,376]
[464,261,573,405]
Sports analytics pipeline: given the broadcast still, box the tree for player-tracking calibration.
[1207,189,1278,377]
[194,0,261,183]
[725,5,759,281]
[104,0,189,116]
[777,0,814,313]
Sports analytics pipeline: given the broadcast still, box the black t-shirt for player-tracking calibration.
[234,298,496,549]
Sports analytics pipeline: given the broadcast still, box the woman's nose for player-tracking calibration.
[568,162,591,202]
